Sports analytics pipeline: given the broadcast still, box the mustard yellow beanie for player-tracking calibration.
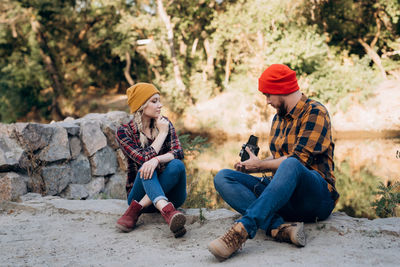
[126,83,160,113]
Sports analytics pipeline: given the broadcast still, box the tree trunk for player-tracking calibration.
[191,38,199,57]
[156,0,189,99]
[224,44,233,88]
[203,38,215,81]
[124,51,135,86]
[30,18,64,120]
[358,38,387,79]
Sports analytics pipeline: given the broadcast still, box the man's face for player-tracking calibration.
[264,93,287,117]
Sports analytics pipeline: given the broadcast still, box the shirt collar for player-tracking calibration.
[285,94,307,120]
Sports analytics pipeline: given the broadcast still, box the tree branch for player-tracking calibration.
[124,51,135,86]
[358,38,387,79]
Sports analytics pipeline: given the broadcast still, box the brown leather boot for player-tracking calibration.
[160,203,186,238]
[116,200,142,232]
[271,222,306,247]
[207,222,249,261]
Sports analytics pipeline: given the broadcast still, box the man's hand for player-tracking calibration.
[234,147,261,173]
[139,157,159,179]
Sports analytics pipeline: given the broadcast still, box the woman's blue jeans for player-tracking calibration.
[127,159,187,210]
[214,157,335,239]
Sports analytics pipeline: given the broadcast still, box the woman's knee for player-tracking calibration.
[167,159,186,174]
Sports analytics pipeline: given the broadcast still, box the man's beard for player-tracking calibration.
[277,102,287,117]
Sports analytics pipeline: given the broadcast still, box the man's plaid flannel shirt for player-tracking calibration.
[269,94,339,202]
[116,117,184,197]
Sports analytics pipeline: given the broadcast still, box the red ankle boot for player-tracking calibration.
[116,200,142,232]
[161,203,186,238]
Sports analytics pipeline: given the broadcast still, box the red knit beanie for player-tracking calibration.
[258,64,299,95]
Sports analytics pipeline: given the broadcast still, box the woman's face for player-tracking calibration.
[142,94,162,119]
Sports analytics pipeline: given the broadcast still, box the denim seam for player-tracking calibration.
[153,196,168,205]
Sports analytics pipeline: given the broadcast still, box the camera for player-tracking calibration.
[239,135,260,162]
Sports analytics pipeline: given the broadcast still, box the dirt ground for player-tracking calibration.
[1,194,399,267]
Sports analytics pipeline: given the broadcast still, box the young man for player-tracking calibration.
[208,64,339,261]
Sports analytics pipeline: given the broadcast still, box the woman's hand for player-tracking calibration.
[156,116,169,134]
[139,157,159,179]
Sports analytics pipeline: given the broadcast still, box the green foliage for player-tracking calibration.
[183,185,210,209]
[0,52,51,122]
[1,0,399,122]
[179,133,214,209]
[178,133,209,156]
[112,11,165,83]
[334,159,380,218]
[0,0,129,121]
[304,55,379,106]
[0,0,51,122]
[303,0,400,62]
[208,0,389,110]
[264,26,329,75]
[372,181,400,218]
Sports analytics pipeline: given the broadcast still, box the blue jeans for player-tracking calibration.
[127,159,187,209]
[214,157,335,239]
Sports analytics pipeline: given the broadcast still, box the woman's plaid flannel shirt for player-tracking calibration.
[269,94,339,203]
[115,117,184,197]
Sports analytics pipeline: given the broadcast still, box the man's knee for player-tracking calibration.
[279,157,303,170]
[213,169,233,191]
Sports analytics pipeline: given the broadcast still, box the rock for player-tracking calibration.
[105,111,131,125]
[69,136,82,159]
[70,154,91,184]
[85,177,105,198]
[0,112,135,201]
[61,184,89,200]
[0,134,24,171]
[104,172,126,199]
[20,123,53,152]
[101,120,119,149]
[0,172,27,201]
[54,122,80,136]
[80,121,107,156]
[90,146,117,176]
[19,193,43,201]
[39,125,71,162]
[116,149,128,171]
[63,117,75,122]
[80,113,105,121]
[41,164,73,195]
[0,122,27,137]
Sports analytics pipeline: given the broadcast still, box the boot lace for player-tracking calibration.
[220,225,247,250]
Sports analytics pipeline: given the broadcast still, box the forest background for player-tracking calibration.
[1,0,399,123]
[1,0,400,218]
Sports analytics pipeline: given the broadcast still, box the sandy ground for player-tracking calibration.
[0,194,399,267]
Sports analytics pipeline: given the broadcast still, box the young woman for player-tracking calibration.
[115,83,187,238]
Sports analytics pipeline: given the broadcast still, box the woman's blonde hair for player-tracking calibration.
[133,98,159,147]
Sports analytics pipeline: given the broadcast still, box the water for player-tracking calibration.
[184,136,400,219]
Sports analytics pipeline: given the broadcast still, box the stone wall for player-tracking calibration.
[0,111,131,201]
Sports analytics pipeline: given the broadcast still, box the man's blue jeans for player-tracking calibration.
[127,159,187,209]
[214,157,335,239]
